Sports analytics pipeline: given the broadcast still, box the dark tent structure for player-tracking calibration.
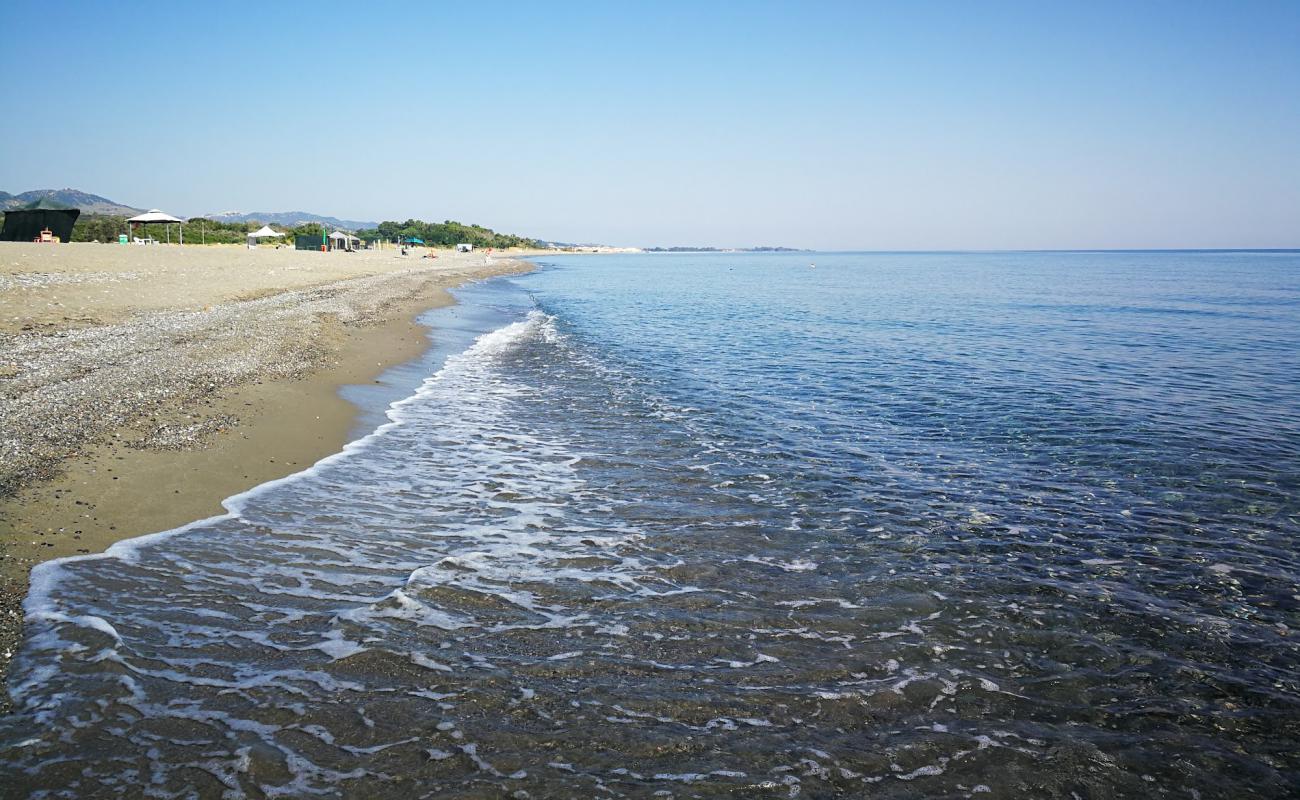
[0,209,81,243]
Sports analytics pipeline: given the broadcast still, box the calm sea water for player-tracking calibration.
[3,251,1298,798]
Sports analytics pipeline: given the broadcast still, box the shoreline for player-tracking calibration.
[0,244,540,698]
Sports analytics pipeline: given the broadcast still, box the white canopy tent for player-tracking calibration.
[246,225,285,248]
[328,230,360,252]
[127,209,186,244]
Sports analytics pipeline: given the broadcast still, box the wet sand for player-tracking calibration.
[0,242,536,693]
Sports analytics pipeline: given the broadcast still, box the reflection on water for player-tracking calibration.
[3,252,1299,798]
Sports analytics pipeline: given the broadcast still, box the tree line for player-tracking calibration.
[57,215,331,245]
[2,212,540,249]
[357,219,540,249]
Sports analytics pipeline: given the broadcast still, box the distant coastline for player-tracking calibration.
[642,246,810,253]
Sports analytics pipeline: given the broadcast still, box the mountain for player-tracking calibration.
[201,210,377,231]
[1,189,376,231]
[0,188,143,216]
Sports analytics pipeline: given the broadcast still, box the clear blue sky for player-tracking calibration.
[2,1,1297,249]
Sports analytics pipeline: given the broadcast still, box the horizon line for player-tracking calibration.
[619,247,1300,254]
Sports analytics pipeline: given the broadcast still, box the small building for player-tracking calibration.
[455,243,473,252]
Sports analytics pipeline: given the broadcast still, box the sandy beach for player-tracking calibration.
[0,242,534,691]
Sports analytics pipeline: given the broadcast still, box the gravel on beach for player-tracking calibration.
[1,268,454,494]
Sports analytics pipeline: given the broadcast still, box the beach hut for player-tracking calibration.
[328,230,360,252]
[127,209,185,244]
[246,224,284,249]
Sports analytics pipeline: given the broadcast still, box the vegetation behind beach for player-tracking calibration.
[357,219,542,249]
[1,211,541,249]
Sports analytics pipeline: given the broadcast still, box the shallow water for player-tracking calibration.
[3,251,1298,798]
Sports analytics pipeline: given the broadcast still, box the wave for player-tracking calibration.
[23,310,559,624]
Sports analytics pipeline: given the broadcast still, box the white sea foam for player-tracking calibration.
[741,556,819,572]
[23,311,561,625]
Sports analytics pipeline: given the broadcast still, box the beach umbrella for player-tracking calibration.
[126,209,186,244]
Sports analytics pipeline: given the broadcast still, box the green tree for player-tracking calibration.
[356,218,540,249]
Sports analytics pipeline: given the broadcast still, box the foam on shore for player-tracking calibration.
[24,310,556,623]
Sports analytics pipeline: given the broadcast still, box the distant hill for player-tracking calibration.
[0,189,376,231]
[202,210,377,231]
[0,188,143,216]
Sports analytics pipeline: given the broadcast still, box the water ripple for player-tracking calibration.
[3,252,1299,798]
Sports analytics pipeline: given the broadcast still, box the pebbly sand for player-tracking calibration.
[0,242,536,695]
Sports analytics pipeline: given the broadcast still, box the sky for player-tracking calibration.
[2,1,1297,249]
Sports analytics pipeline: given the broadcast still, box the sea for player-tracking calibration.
[2,251,1298,798]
